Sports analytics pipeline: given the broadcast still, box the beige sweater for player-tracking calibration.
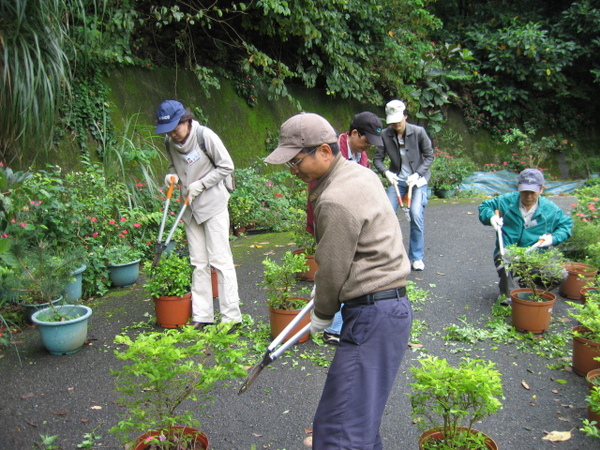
[311,154,410,319]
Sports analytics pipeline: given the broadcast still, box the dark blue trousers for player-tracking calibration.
[312,295,413,449]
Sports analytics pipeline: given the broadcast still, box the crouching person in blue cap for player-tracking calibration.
[265,112,413,449]
[155,100,242,332]
[479,168,573,303]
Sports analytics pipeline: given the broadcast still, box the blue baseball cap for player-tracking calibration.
[518,168,545,192]
[155,100,185,134]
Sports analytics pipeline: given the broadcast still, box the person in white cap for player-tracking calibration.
[478,168,572,302]
[265,112,413,449]
[374,100,434,271]
[155,100,242,331]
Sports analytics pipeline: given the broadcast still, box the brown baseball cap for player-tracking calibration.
[265,113,338,164]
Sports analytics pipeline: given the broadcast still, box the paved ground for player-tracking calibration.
[1,194,597,450]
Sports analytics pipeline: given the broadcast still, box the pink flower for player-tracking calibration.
[120,217,127,222]
[133,223,141,228]
[109,220,116,225]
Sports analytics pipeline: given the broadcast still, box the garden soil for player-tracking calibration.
[1,195,597,450]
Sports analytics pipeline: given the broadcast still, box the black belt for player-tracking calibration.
[344,287,406,306]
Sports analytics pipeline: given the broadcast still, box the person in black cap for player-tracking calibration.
[479,168,573,302]
[155,100,242,331]
[305,111,384,345]
[265,112,413,450]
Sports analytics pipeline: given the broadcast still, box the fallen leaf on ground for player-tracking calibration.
[521,380,530,390]
[52,409,69,416]
[303,436,313,447]
[252,433,263,437]
[414,277,424,281]
[541,429,573,442]
[90,406,102,410]
[409,343,424,348]
[259,242,270,245]
[436,272,445,276]
[20,393,35,400]
[304,428,313,434]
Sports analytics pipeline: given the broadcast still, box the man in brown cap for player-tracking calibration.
[265,112,413,449]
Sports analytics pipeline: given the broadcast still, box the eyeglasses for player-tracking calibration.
[285,146,318,169]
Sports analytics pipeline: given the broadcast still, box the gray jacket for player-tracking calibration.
[373,122,434,181]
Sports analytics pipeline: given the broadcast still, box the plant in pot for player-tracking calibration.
[291,208,318,281]
[429,150,476,197]
[568,289,600,376]
[110,325,248,449]
[104,244,144,288]
[409,355,503,449]
[503,245,566,334]
[262,251,311,343]
[1,242,87,321]
[144,251,194,328]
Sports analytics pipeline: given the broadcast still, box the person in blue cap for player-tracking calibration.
[155,100,242,331]
[479,168,573,303]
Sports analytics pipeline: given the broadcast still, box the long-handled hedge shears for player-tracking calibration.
[238,299,314,394]
[393,181,415,222]
[152,192,188,268]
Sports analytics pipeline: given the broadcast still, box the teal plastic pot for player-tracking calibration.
[108,259,141,287]
[31,305,92,355]
[23,296,64,323]
[63,264,87,302]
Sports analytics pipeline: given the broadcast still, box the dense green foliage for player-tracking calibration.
[3,0,600,170]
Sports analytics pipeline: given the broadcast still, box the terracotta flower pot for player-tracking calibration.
[572,325,600,377]
[559,262,598,300]
[586,368,600,392]
[510,288,556,334]
[293,249,318,282]
[419,427,498,450]
[153,293,192,328]
[268,297,311,343]
[134,426,209,450]
[580,287,599,304]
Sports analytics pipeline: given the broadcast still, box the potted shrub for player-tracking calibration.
[1,242,86,321]
[503,245,566,334]
[31,303,93,355]
[568,290,600,376]
[291,208,318,281]
[104,244,144,288]
[429,150,476,197]
[409,355,503,449]
[110,325,248,449]
[144,251,194,328]
[582,383,600,439]
[262,251,311,343]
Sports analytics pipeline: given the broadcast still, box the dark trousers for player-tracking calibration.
[312,295,413,449]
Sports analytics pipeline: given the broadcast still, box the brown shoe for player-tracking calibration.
[191,322,213,331]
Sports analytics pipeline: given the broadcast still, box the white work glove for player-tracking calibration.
[490,215,503,232]
[538,234,553,248]
[311,284,316,299]
[164,173,179,187]
[406,173,420,185]
[187,180,205,200]
[310,310,333,336]
[385,170,400,186]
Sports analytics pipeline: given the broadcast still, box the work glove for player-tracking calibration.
[187,180,205,200]
[164,173,179,187]
[311,284,316,300]
[310,310,333,336]
[490,215,503,232]
[538,234,553,248]
[406,173,420,185]
[385,170,400,186]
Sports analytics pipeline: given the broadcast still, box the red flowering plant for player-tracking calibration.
[564,184,600,267]
[429,149,477,191]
